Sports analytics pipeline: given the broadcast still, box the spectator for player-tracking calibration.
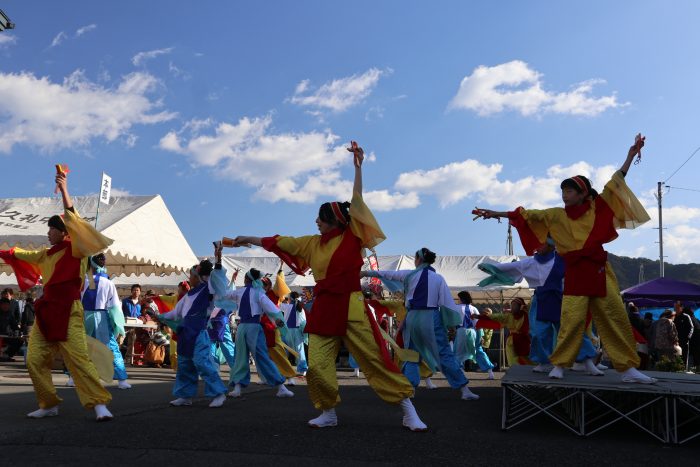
[655,309,679,360]
[0,297,22,359]
[688,309,700,369]
[122,284,142,319]
[674,302,694,367]
[20,294,35,335]
[644,312,657,365]
[1,288,21,327]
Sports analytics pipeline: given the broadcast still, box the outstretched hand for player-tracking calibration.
[347,141,364,168]
[629,133,645,164]
[472,207,502,222]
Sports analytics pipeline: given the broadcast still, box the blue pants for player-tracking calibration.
[83,309,127,381]
[283,328,308,374]
[210,322,236,368]
[173,330,227,398]
[402,310,468,389]
[229,323,285,388]
[348,353,359,369]
[529,307,598,364]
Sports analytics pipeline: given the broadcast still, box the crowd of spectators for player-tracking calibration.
[628,301,700,371]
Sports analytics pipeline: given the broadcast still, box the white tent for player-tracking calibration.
[217,254,533,303]
[0,195,197,277]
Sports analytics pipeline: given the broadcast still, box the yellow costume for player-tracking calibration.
[508,171,649,371]
[9,208,113,409]
[487,312,532,366]
[263,191,413,410]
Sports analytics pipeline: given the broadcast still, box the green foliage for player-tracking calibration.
[608,253,700,290]
[655,355,686,372]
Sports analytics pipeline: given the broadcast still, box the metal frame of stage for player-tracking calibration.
[501,366,700,445]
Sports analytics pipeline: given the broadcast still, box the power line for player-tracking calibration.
[666,185,700,194]
[664,145,700,183]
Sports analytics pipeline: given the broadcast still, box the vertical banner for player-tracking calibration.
[367,253,384,298]
[99,172,112,205]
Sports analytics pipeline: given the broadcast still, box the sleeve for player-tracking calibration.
[160,298,186,321]
[365,269,412,281]
[507,207,559,255]
[0,248,43,291]
[348,191,386,250]
[108,304,126,337]
[121,299,131,319]
[599,170,651,230]
[479,257,550,288]
[259,293,283,321]
[62,208,114,258]
[437,276,464,328]
[489,313,515,328]
[261,235,316,275]
[273,270,291,299]
[209,269,239,311]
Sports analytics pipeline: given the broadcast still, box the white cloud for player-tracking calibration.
[160,116,363,204]
[289,68,388,113]
[75,24,97,37]
[49,31,67,48]
[226,247,278,258]
[0,34,17,48]
[168,61,190,80]
[0,70,176,153]
[449,60,626,117]
[110,188,132,197]
[132,47,174,66]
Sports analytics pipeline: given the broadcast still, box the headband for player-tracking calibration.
[330,202,348,226]
[416,249,425,261]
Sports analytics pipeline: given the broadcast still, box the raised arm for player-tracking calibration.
[348,141,365,194]
[55,172,74,211]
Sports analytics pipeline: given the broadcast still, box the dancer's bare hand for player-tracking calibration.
[347,141,364,168]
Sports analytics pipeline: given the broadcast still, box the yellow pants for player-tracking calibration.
[170,340,178,372]
[505,337,532,366]
[308,313,414,410]
[27,304,112,409]
[550,265,639,371]
[268,329,297,379]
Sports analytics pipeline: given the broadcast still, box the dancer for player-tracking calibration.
[0,169,113,420]
[454,291,495,379]
[80,253,131,389]
[362,247,480,401]
[210,248,293,399]
[209,306,237,371]
[156,259,228,408]
[261,273,299,384]
[478,298,532,366]
[281,291,308,376]
[478,239,601,375]
[228,141,426,431]
[474,134,655,383]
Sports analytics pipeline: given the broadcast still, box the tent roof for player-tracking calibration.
[621,277,700,307]
[0,195,197,276]
[217,254,533,303]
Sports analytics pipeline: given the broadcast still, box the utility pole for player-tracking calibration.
[506,224,514,256]
[656,181,665,277]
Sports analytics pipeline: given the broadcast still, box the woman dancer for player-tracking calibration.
[228,141,426,431]
[362,248,479,401]
[209,252,293,399]
[474,135,654,383]
[156,260,228,408]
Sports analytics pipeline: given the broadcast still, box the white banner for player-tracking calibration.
[99,172,112,205]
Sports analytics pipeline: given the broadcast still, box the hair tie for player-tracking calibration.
[330,202,348,226]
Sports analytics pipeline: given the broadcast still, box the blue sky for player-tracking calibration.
[2,1,700,264]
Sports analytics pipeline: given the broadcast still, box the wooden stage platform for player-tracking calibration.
[501,365,700,445]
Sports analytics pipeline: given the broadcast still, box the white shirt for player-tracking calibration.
[81,274,121,310]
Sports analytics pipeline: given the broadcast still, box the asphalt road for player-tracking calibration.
[0,362,695,466]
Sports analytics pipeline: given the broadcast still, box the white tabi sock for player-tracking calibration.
[461,385,479,400]
[400,398,428,432]
[276,384,294,398]
[308,408,338,428]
